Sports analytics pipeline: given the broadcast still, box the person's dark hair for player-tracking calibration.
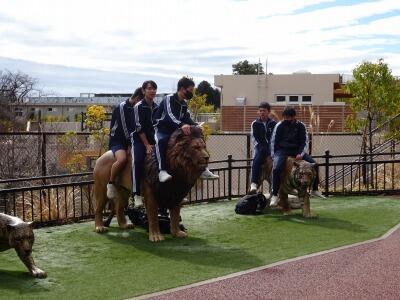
[131,87,144,100]
[177,77,195,91]
[258,101,271,110]
[142,80,157,90]
[282,106,296,117]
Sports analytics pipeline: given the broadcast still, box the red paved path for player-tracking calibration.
[138,224,400,300]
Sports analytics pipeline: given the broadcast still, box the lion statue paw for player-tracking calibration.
[171,230,187,238]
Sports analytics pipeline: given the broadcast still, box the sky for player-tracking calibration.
[0,0,399,96]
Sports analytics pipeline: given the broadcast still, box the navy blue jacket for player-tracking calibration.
[251,117,277,151]
[153,93,197,135]
[133,98,158,145]
[109,99,136,147]
[270,120,308,157]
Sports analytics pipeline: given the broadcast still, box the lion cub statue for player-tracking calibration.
[0,213,47,278]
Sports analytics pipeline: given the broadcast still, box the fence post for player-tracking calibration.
[227,154,233,200]
[324,150,330,197]
[41,133,47,184]
[81,112,85,131]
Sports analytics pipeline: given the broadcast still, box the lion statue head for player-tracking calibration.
[144,126,210,209]
[166,126,209,185]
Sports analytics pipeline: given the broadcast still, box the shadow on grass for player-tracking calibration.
[0,269,51,293]
[261,209,367,233]
[102,227,264,269]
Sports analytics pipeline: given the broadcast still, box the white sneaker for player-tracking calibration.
[159,170,172,182]
[200,168,219,180]
[270,195,279,207]
[134,195,143,207]
[106,183,117,199]
[311,190,327,199]
[249,183,258,194]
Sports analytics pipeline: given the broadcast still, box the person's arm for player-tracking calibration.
[109,106,119,137]
[181,109,197,126]
[297,122,309,158]
[266,120,277,144]
[270,121,281,158]
[251,121,263,145]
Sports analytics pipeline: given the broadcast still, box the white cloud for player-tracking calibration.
[0,0,399,94]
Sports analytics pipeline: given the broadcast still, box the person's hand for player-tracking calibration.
[181,124,191,135]
[146,144,154,154]
[295,154,302,160]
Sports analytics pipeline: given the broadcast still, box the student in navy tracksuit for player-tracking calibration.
[249,102,277,194]
[132,80,158,205]
[153,77,219,182]
[107,87,143,199]
[269,106,325,206]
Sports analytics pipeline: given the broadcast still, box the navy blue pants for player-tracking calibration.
[155,129,170,171]
[131,139,146,196]
[251,144,269,184]
[272,152,319,195]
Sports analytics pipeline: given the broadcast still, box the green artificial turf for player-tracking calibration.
[0,196,399,300]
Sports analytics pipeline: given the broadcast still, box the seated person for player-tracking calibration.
[107,87,143,199]
[249,101,276,194]
[270,106,325,206]
[132,80,158,206]
[153,77,218,182]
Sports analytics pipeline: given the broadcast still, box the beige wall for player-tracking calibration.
[214,74,340,106]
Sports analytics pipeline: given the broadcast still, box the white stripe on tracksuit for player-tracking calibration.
[130,134,136,193]
[299,122,309,157]
[154,127,163,171]
[119,102,130,140]
[166,95,181,125]
[270,121,282,158]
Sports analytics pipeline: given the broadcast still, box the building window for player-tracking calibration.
[67,107,74,112]
[47,107,57,112]
[276,95,286,102]
[302,95,312,102]
[289,95,298,102]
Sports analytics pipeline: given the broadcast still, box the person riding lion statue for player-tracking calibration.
[93,125,210,241]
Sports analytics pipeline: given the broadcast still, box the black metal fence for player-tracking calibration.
[1,151,400,227]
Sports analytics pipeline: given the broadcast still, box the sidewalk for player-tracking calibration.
[135,223,400,300]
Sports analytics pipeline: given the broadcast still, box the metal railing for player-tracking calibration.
[1,150,400,227]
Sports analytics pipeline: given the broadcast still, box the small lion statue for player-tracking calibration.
[0,213,47,278]
[94,126,210,242]
[260,157,316,217]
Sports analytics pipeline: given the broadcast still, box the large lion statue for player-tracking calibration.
[94,126,210,242]
[258,157,316,217]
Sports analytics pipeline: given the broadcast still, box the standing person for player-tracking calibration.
[270,106,325,206]
[249,102,276,194]
[132,80,158,206]
[107,88,143,199]
[153,77,219,182]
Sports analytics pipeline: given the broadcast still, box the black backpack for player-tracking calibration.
[235,193,269,215]
[126,207,186,234]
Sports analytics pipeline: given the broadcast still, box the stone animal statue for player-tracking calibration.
[0,213,47,278]
[258,157,316,217]
[94,126,210,242]
[277,158,316,217]
[93,149,134,233]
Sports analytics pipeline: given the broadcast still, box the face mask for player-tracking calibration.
[185,90,193,100]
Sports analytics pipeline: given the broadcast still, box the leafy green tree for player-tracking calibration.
[232,60,264,75]
[345,59,400,186]
[197,80,221,108]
